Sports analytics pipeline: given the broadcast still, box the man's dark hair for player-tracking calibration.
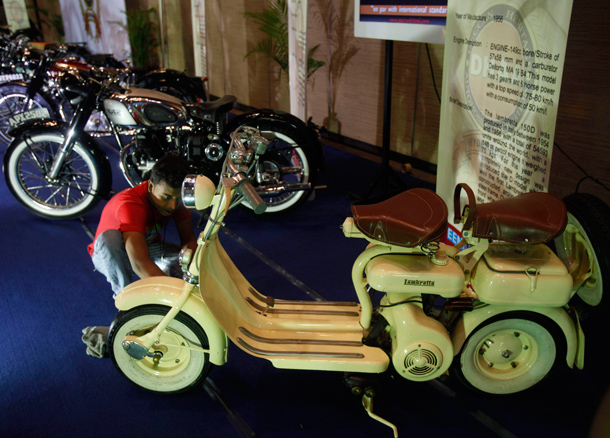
[150,154,189,189]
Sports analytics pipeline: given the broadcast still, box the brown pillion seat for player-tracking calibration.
[454,183,567,244]
[351,188,448,248]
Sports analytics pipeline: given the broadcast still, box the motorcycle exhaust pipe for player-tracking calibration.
[255,182,310,195]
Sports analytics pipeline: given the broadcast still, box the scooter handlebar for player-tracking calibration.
[237,179,267,215]
[225,126,269,214]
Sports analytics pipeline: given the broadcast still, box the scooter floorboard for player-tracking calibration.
[235,323,390,374]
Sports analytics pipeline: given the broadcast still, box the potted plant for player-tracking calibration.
[114,7,160,70]
[244,0,325,90]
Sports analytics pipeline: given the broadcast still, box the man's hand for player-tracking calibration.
[123,231,166,278]
[175,217,197,253]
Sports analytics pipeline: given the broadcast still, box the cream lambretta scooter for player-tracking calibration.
[108,126,598,436]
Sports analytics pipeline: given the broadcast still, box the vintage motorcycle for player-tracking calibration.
[0,33,30,81]
[0,41,207,147]
[2,71,321,219]
[105,126,605,435]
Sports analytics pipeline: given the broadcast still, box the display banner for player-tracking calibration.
[436,0,573,245]
[3,0,29,31]
[191,0,208,80]
[59,0,131,58]
[288,0,308,121]
[354,1,448,44]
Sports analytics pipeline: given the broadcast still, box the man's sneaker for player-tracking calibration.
[81,326,109,358]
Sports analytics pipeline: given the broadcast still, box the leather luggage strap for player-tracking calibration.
[453,183,476,229]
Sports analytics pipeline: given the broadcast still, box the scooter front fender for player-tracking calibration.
[115,277,229,366]
[452,306,584,369]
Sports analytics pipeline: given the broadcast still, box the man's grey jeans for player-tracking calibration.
[91,229,182,297]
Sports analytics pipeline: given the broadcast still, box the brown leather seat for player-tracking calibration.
[351,188,448,248]
[454,184,567,244]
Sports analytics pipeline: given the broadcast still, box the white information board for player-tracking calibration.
[436,0,573,244]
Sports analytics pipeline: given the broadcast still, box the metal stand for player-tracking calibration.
[353,40,409,204]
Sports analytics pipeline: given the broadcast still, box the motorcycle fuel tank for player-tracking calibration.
[103,99,138,126]
[103,87,187,128]
[365,254,464,298]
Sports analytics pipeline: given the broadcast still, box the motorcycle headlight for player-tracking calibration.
[182,174,216,210]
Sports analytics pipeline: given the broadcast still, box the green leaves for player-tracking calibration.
[244,0,324,80]
[115,8,160,69]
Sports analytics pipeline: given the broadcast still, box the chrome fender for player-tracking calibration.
[451,306,584,369]
[114,276,229,366]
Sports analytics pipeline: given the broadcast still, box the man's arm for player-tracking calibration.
[175,217,197,252]
[123,231,166,278]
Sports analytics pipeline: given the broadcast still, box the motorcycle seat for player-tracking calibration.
[186,95,237,123]
[351,188,448,248]
[454,183,567,244]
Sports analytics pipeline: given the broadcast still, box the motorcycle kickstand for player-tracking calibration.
[362,393,399,438]
[344,374,398,437]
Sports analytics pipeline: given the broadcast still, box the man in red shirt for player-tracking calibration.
[88,154,197,297]
[82,155,197,358]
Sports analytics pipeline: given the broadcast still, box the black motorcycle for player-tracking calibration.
[0,39,207,147]
[2,69,321,219]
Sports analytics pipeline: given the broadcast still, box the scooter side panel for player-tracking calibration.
[451,306,582,369]
[115,276,229,366]
[471,244,574,306]
[382,301,454,381]
[365,254,464,298]
[196,238,390,373]
[204,238,366,333]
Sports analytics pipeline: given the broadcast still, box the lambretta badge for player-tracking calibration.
[404,279,435,287]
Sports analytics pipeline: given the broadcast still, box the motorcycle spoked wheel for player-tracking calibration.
[0,84,56,147]
[3,132,103,220]
[553,193,610,315]
[451,312,565,395]
[109,305,213,393]
[241,120,316,215]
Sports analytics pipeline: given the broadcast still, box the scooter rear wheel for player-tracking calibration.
[109,305,213,393]
[452,312,564,395]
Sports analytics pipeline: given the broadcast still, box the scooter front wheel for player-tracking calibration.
[452,313,565,395]
[109,305,213,393]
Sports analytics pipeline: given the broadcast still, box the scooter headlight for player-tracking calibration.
[182,174,216,210]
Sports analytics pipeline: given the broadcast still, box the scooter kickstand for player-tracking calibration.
[362,394,399,438]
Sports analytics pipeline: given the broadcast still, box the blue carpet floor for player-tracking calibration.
[0,141,607,438]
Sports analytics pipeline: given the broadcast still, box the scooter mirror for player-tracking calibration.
[182,174,216,210]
